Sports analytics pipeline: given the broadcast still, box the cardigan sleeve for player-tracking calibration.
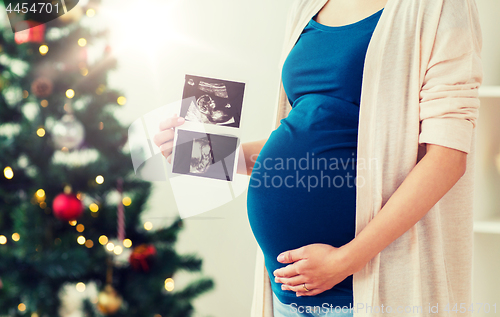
[418,0,483,154]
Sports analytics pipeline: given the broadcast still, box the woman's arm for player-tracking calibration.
[237,139,268,176]
[275,143,467,296]
[341,143,467,274]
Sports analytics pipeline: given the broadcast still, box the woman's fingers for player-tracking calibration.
[154,114,185,160]
[275,274,307,287]
[159,141,174,157]
[159,114,185,131]
[280,282,322,297]
[154,115,185,146]
[153,129,175,148]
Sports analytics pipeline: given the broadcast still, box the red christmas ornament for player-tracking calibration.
[129,244,157,272]
[52,193,84,221]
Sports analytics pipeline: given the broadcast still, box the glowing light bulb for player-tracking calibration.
[36,189,45,198]
[66,89,75,99]
[76,282,86,292]
[95,175,104,184]
[86,8,95,17]
[117,96,127,105]
[144,222,153,231]
[164,278,174,291]
[69,220,77,226]
[122,197,132,206]
[12,233,20,242]
[106,242,115,251]
[99,235,108,245]
[77,236,86,245]
[39,45,48,55]
[37,128,46,137]
[4,167,14,179]
[89,203,99,212]
[123,239,132,248]
[113,245,123,255]
[78,38,87,47]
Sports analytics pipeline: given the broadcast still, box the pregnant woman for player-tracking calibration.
[154,0,482,316]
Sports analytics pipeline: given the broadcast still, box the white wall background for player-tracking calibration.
[95,0,295,316]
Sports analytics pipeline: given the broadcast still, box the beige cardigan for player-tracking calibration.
[250,0,483,316]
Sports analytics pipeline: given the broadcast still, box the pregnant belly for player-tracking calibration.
[246,95,358,291]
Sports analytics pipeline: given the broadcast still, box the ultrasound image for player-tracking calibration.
[172,130,239,181]
[189,138,214,174]
[181,75,245,128]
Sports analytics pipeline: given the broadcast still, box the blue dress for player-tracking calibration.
[247,8,383,308]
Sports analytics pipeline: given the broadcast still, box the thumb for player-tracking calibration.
[277,247,305,264]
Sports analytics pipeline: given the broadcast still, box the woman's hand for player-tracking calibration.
[273,243,357,297]
[153,114,185,163]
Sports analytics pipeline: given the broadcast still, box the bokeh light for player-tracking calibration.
[122,197,132,206]
[36,189,45,198]
[12,233,20,242]
[95,175,104,184]
[76,282,86,292]
[36,128,46,137]
[99,235,108,245]
[86,8,96,17]
[77,236,86,245]
[39,45,48,55]
[113,245,123,255]
[106,242,115,251]
[4,167,14,179]
[117,96,127,105]
[78,38,87,47]
[89,203,99,212]
[164,278,174,291]
[66,89,75,99]
[123,239,132,248]
[144,222,153,231]
[0,235,7,244]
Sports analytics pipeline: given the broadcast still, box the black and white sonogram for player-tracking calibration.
[190,138,214,174]
[180,75,245,128]
[172,130,239,181]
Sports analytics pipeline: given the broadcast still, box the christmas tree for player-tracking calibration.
[0,1,214,316]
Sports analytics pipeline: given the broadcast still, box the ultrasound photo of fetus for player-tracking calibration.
[189,138,214,174]
[180,75,245,128]
[172,130,239,181]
